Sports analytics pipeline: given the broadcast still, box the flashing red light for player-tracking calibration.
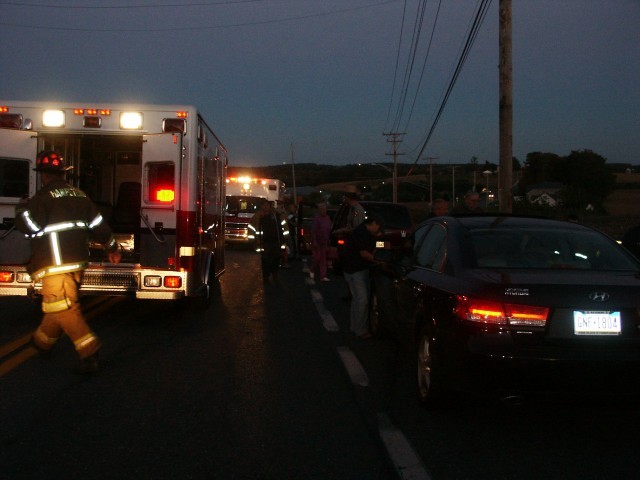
[0,271,14,283]
[0,106,9,113]
[155,189,175,202]
[337,239,345,246]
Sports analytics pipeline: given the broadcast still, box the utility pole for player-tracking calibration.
[423,156,439,205]
[499,0,513,213]
[383,132,405,203]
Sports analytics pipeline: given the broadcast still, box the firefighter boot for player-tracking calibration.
[74,353,99,374]
[73,334,101,374]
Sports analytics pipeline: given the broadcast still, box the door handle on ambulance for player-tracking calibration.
[140,211,166,244]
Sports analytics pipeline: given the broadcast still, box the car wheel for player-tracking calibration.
[416,325,447,408]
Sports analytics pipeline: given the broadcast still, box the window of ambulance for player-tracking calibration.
[0,158,29,199]
[146,162,175,204]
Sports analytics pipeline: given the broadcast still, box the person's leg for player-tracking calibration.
[318,246,328,279]
[346,269,370,336]
[55,272,101,360]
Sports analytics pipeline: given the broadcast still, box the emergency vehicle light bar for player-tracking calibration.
[227,177,270,184]
[73,109,111,116]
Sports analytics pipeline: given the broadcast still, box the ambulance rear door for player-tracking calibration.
[140,132,182,268]
[0,129,37,264]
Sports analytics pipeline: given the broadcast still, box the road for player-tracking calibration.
[2,249,640,479]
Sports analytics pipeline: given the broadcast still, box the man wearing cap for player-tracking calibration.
[334,186,365,235]
[15,150,121,373]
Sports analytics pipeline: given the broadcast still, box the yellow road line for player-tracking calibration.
[0,334,31,360]
[0,346,38,377]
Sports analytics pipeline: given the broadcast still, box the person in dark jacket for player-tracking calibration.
[15,150,121,373]
[249,200,287,280]
[342,216,382,338]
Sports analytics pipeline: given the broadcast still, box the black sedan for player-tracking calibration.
[372,215,640,407]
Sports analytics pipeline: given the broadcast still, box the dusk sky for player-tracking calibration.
[1,0,638,168]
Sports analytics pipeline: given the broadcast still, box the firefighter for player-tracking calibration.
[15,150,122,373]
[249,200,287,280]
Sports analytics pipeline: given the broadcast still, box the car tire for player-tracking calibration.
[416,324,447,409]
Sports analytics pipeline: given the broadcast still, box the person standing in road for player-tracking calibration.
[428,198,450,217]
[450,190,483,214]
[309,203,332,282]
[342,216,383,339]
[250,200,287,280]
[15,150,121,374]
[285,203,298,262]
[334,186,365,236]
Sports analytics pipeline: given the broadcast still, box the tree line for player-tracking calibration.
[230,149,632,211]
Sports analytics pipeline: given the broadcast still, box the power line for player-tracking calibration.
[400,0,442,134]
[0,0,399,32]
[409,0,493,166]
[0,0,262,9]
[384,0,408,130]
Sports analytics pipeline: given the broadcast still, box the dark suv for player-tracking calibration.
[331,201,414,269]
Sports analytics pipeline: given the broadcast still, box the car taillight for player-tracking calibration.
[456,296,507,324]
[504,303,549,327]
[0,271,14,283]
[455,295,549,327]
[337,239,345,246]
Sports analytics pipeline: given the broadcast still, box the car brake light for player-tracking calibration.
[455,296,549,327]
[504,303,549,327]
[456,296,507,324]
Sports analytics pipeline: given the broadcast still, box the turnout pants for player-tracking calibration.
[32,271,100,359]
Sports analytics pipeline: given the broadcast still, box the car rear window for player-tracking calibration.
[470,226,638,271]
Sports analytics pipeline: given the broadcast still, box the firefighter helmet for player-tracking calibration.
[34,150,73,173]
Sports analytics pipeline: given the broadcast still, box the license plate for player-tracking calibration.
[573,311,621,335]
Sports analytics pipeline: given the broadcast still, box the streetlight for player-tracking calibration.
[483,170,493,208]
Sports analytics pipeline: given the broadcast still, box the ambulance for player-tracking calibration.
[0,101,227,305]
[224,176,284,245]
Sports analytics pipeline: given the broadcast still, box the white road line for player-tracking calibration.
[310,289,323,303]
[378,413,431,480]
[308,268,428,480]
[310,288,340,331]
[336,346,369,387]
